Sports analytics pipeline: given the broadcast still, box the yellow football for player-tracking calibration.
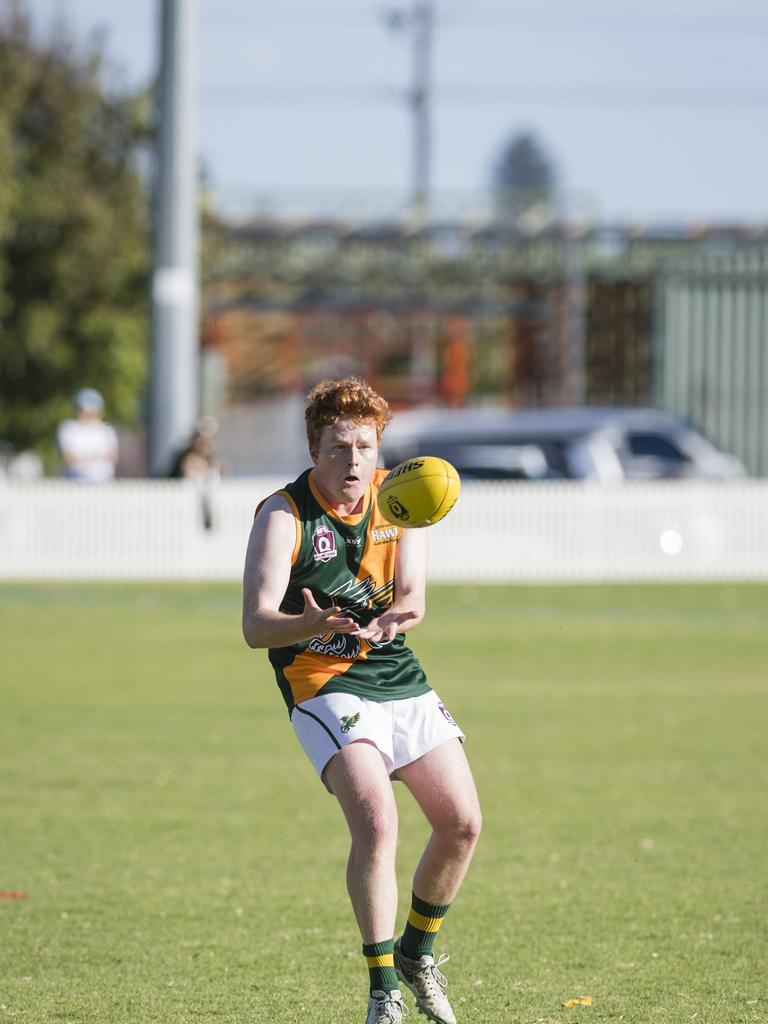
[377,456,461,528]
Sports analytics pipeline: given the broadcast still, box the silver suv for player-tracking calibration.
[382,406,746,483]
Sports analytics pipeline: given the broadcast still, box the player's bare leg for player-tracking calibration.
[325,739,400,940]
[392,738,482,1024]
[325,742,403,1018]
[325,741,407,1022]
[398,738,482,902]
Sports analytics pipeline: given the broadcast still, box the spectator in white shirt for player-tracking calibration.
[57,389,119,483]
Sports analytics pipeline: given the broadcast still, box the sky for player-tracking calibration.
[23,0,768,224]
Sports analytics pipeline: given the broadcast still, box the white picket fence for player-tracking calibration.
[1,478,767,583]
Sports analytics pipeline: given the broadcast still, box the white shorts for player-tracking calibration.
[290,690,465,784]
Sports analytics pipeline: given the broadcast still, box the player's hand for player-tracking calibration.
[301,588,357,634]
[351,610,419,644]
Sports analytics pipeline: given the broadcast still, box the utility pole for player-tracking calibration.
[410,0,433,224]
[386,1,434,224]
[149,0,200,476]
[562,229,587,405]
[560,195,587,406]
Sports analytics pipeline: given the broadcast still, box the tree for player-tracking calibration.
[492,130,558,223]
[0,5,151,466]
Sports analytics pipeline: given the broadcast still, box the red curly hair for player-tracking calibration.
[305,378,391,452]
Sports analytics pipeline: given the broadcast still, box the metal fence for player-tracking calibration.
[2,479,767,583]
[655,249,768,477]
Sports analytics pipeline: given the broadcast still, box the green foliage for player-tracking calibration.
[0,7,151,463]
[1,582,767,1023]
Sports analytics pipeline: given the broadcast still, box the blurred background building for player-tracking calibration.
[204,220,768,477]
[1,0,767,481]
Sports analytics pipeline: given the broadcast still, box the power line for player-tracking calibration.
[195,3,768,33]
[441,12,768,33]
[200,83,768,108]
[435,84,768,107]
[197,16,768,34]
[201,85,403,103]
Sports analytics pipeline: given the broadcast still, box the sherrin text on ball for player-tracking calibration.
[377,456,461,528]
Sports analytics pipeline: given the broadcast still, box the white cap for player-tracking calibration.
[74,388,105,412]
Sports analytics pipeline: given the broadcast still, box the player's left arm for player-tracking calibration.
[352,528,426,642]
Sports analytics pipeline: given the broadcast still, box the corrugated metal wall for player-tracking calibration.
[655,249,768,476]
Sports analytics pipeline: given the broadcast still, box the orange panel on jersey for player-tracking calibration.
[285,646,369,705]
[356,469,400,599]
[356,540,396,602]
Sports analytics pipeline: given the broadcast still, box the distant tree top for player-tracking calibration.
[492,130,559,224]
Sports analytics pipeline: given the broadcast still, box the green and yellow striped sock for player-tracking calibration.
[400,892,451,959]
[363,938,398,994]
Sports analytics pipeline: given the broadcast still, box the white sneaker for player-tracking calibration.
[366,988,408,1024]
[394,941,456,1024]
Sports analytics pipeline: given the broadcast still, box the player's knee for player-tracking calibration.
[461,807,483,845]
[445,806,482,849]
[352,802,398,852]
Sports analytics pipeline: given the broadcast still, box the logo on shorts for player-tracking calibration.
[312,524,337,563]
[339,713,361,733]
[438,703,455,725]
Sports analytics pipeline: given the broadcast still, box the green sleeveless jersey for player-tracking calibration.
[260,468,430,712]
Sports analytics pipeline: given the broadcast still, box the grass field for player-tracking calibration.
[1,582,766,1024]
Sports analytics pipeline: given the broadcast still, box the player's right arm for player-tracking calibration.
[242,494,356,649]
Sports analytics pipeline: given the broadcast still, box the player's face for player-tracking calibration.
[311,418,379,511]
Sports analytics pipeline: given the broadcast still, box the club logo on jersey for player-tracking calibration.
[331,576,395,612]
[438,703,456,725]
[386,496,410,521]
[371,525,399,545]
[308,633,361,658]
[312,524,337,563]
[339,713,361,733]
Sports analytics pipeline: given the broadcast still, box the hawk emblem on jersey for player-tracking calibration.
[330,575,395,612]
[308,633,362,658]
[339,713,361,733]
[312,524,337,563]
